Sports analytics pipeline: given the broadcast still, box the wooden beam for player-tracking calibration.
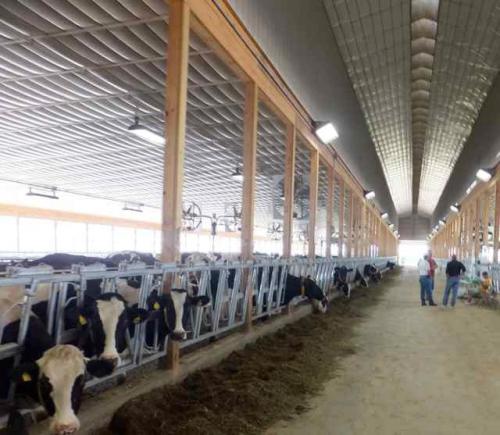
[162,0,190,265]
[308,149,319,259]
[282,123,296,258]
[338,179,345,258]
[240,81,258,261]
[494,178,500,263]
[163,0,190,373]
[325,165,334,258]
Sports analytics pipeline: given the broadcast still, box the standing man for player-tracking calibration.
[418,254,435,306]
[442,254,466,309]
[428,250,438,301]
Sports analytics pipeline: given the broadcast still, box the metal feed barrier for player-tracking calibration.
[0,256,396,393]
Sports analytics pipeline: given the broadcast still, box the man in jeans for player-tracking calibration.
[418,255,435,306]
[442,254,466,308]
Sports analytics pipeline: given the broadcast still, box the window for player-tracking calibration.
[113,227,136,251]
[136,229,155,253]
[56,221,87,253]
[88,224,113,254]
[19,218,55,253]
[0,216,18,253]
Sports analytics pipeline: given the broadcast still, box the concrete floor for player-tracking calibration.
[267,267,500,435]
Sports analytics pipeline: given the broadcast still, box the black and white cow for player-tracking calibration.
[334,266,352,297]
[106,251,156,267]
[283,274,328,313]
[146,288,209,342]
[364,264,382,283]
[0,302,112,434]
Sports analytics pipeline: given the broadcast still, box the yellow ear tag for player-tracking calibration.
[133,316,141,324]
[79,315,87,326]
[153,302,160,311]
[22,372,32,382]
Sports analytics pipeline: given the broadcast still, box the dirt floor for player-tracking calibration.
[98,271,397,435]
[267,268,500,435]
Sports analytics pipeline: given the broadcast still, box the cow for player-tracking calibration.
[282,274,328,313]
[106,251,156,267]
[386,261,396,270]
[0,300,113,434]
[334,266,352,297]
[146,288,210,342]
[364,264,382,283]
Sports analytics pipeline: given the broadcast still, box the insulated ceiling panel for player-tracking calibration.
[0,0,296,229]
[323,0,413,215]
[418,0,500,215]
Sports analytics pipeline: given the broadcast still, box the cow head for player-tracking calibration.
[147,289,209,341]
[302,276,329,313]
[12,345,113,435]
[75,293,149,367]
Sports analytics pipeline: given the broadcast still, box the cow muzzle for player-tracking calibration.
[171,329,188,341]
[51,418,80,435]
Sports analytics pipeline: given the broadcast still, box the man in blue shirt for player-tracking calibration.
[442,255,466,308]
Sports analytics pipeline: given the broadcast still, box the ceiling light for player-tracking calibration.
[381,212,389,220]
[26,185,59,200]
[314,122,339,144]
[128,116,165,146]
[439,219,445,226]
[450,204,460,213]
[476,168,492,183]
[231,167,244,182]
[123,202,143,213]
[466,180,477,195]
[364,190,376,200]
[389,223,395,229]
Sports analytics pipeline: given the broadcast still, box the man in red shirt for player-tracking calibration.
[428,250,438,302]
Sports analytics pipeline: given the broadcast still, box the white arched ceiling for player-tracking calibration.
[417,0,500,215]
[323,0,413,215]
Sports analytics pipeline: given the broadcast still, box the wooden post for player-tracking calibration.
[338,179,345,258]
[346,189,353,258]
[494,179,500,263]
[353,197,359,257]
[241,81,258,331]
[325,165,334,258]
[474,198,481,261]
[482,190,490,258]
[283,123,296,258]
[163,0,190,371]
[308,149,319,259]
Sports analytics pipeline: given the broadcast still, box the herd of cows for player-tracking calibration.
[0,252,395,434]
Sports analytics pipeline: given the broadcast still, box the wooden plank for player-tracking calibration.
[325,165,334,258]
[163,0,190,372]
[494,179,500,263]
[308,149,319,259]
[162,0,190,266]
[240,81,258,261]
[282,123,296,258]
[338,179,345,258]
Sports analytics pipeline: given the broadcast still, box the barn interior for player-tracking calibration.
[1,1,500,434]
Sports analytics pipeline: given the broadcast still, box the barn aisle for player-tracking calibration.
[267,267,500,435]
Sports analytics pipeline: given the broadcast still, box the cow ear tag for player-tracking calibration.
[153,302,160,311]
[79,315,87,326]
[133,316,141,324]
[22,372,32,382]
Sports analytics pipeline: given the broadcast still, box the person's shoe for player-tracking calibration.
[429,301,437,306]
[421,301,427,306]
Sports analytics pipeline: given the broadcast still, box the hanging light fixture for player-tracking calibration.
[439,219,446,226]
[26,185,59,200]
[364,190,376,200]
[476,168,493,183]
[128,115,165,146]
[381,212,389,220]
[231,166,244,182]
[123,202,144,213]
[450,204,460,213]
[314,121,339,144]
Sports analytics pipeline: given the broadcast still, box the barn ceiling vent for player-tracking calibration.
[410,0,439,213]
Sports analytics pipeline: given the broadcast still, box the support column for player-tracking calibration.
[241,82,258,331]
[482,190,490,257]
[162,0,190,372]
[325,165,334,258]
[308,149,319,259]
[338,179,345,258]
[283,123,296,258]
[162,0,190,264]
[474,197,481,261]
[494,178,500,263]
[240,81,258,261]
[346,189,353,258]
[353,197,359,257]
